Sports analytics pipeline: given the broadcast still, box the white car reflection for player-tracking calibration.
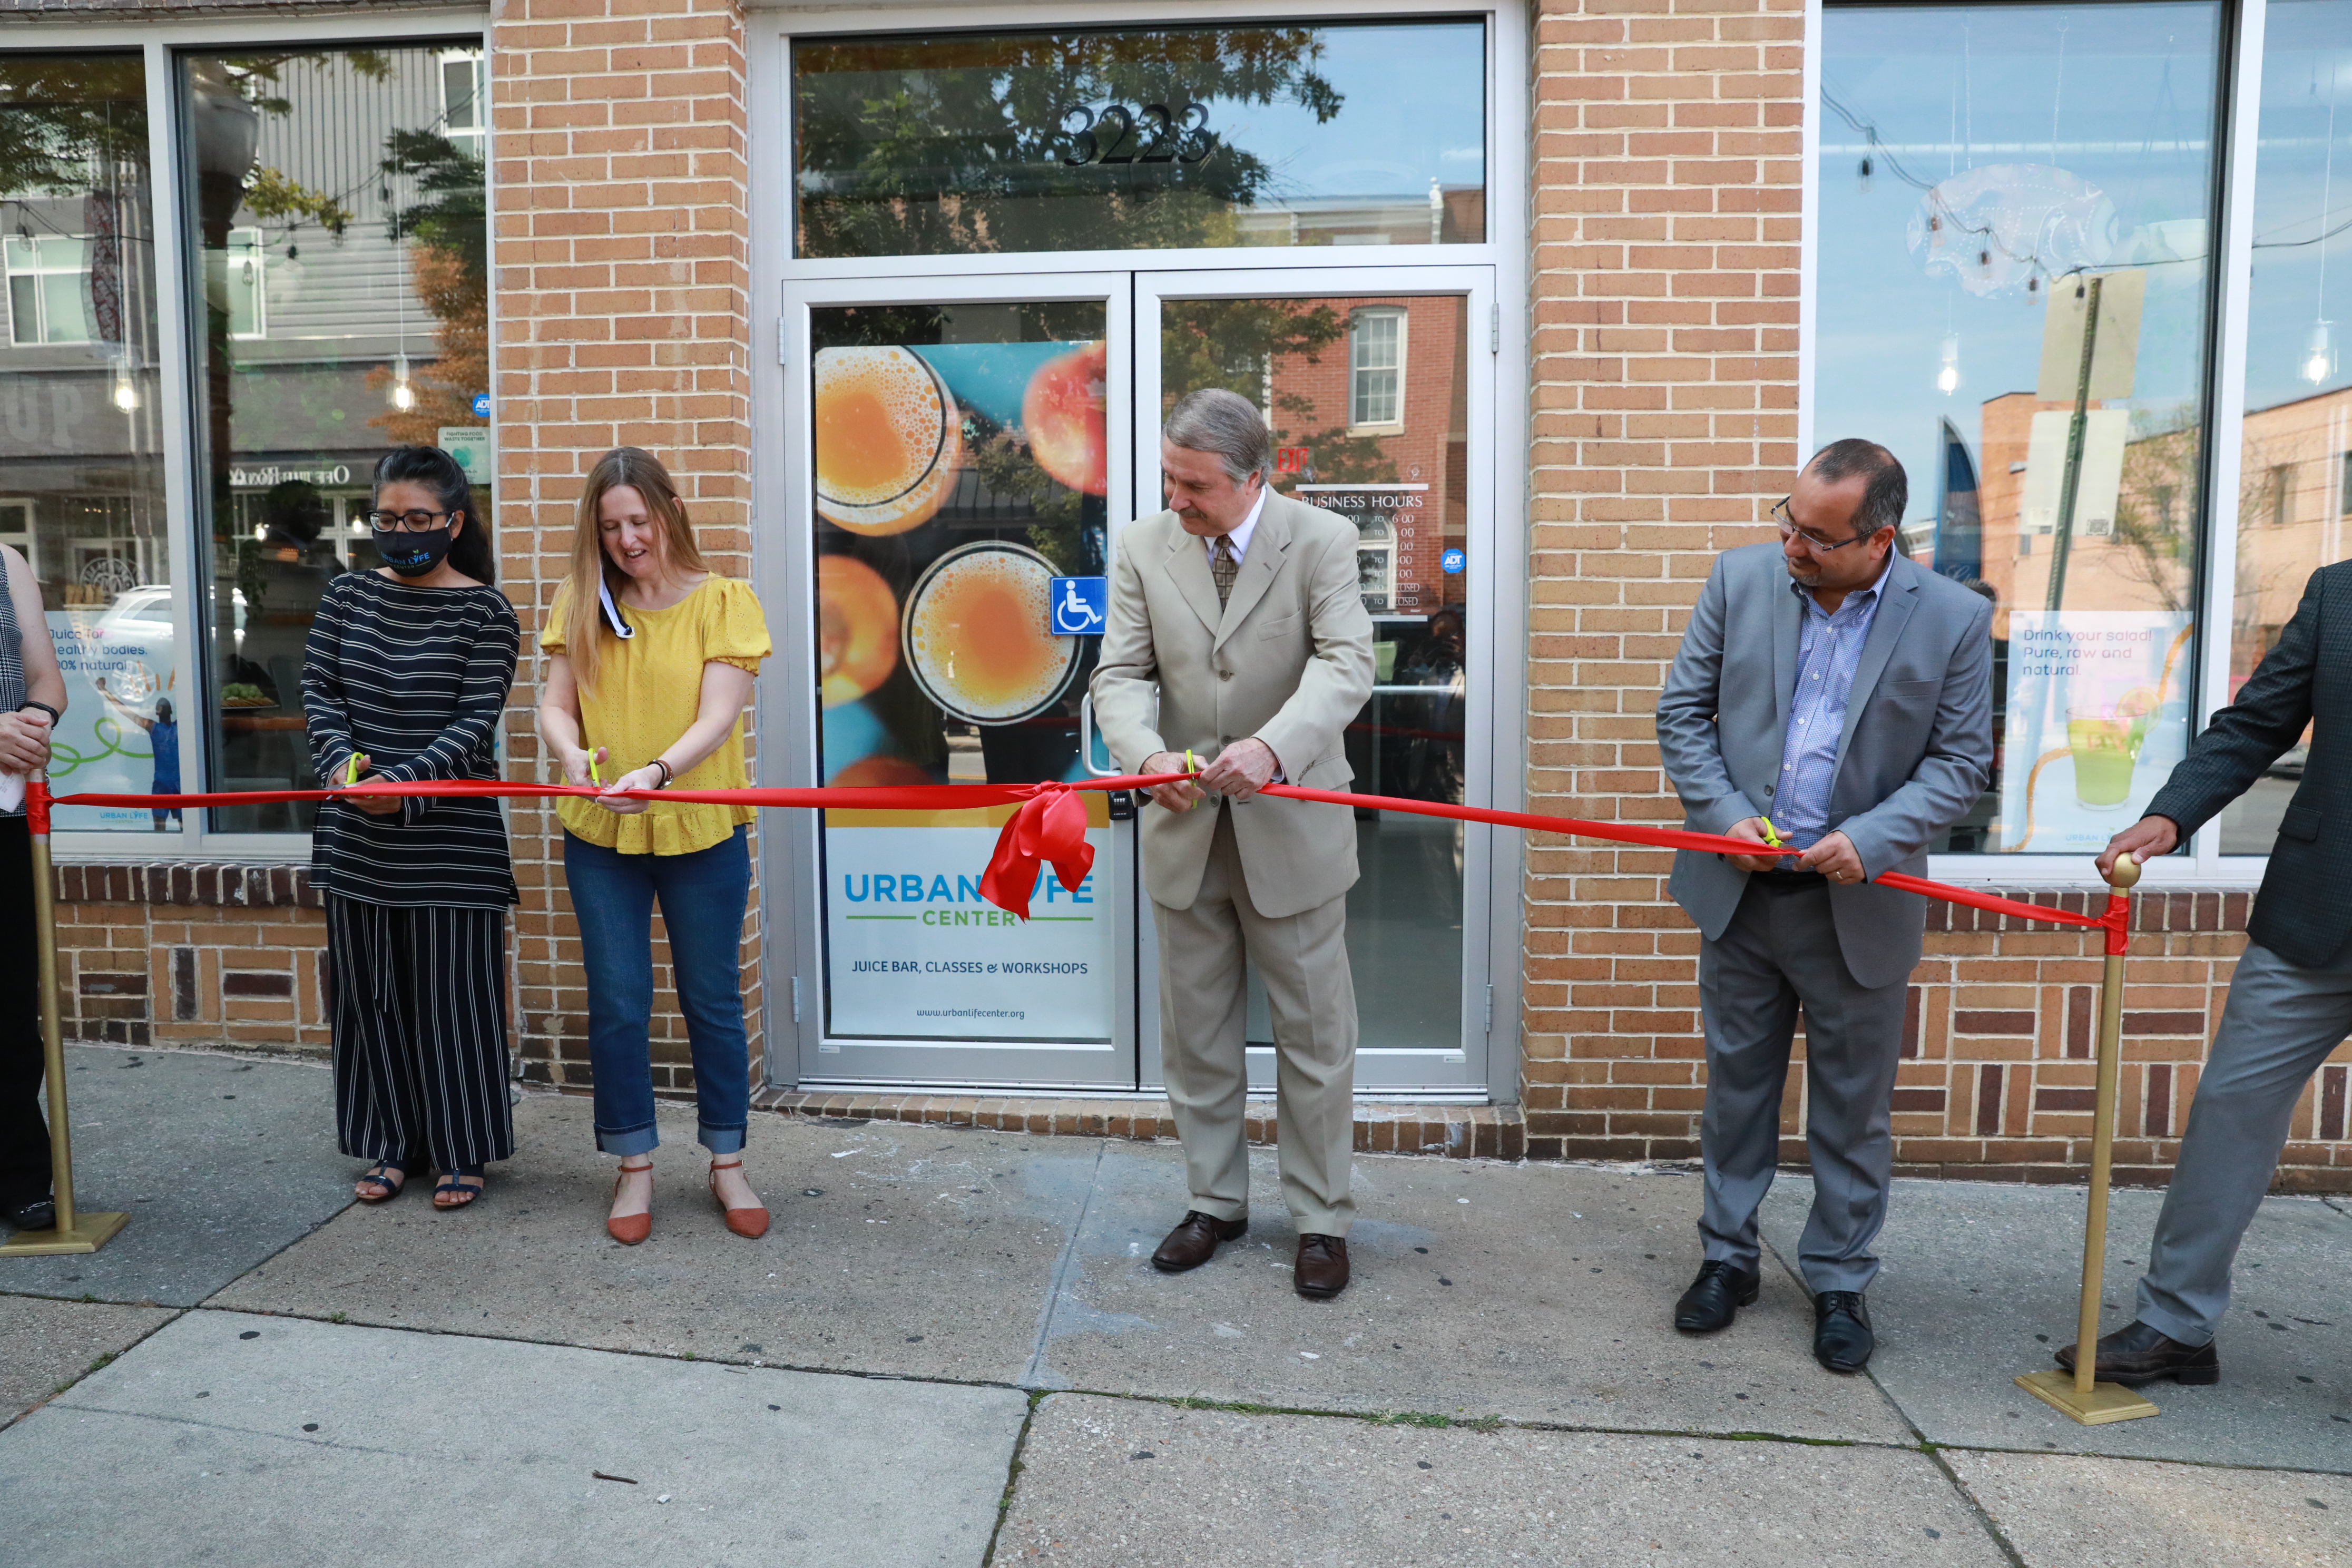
[88,585,246,657]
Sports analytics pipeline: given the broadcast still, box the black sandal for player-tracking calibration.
[355,1161,409,1204]
[433,1167,486,1210]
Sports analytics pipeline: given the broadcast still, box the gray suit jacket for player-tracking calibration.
[1090,492,1375,918]
[1655,544,1995,989]
[2144,561,2352,968]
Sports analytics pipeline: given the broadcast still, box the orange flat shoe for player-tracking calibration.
[607,1159,652,1246]
[709,1158,769,1239]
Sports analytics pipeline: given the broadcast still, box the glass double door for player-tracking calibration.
[784,267,1494,1096]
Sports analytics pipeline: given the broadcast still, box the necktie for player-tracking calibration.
[1210,535,1239,609]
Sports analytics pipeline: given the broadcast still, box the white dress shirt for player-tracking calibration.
[1203,486,1269,566]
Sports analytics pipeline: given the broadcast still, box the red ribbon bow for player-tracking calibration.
[979,783,1095,920]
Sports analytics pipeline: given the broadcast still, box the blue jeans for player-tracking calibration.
[563,826,752,1157]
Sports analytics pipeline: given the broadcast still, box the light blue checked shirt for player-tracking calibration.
[1775,555,1894,851]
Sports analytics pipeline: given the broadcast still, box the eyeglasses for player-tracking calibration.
[365,508,456,533]
[1771,496,1870,554]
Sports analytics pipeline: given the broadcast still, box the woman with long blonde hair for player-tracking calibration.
[537,447,772,1244]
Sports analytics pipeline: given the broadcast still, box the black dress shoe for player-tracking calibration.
[1295,1234,1349,1299]
[1813,1290,1874,1373]
[1151,1210,1247,1272]
[1673,1260,1760,1332]
[2,1195,56,1232]
[2055,1320,2219,1387]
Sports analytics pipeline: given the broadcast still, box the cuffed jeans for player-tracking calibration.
[563,826,752,1158]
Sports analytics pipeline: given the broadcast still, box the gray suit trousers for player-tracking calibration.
[2137,939,2350,1345]
[1155,805,1358,1237]
[1699,877,1909,1293]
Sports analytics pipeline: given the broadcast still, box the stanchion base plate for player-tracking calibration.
[0,1210,129,1257]
[2014,1368,2160,1425]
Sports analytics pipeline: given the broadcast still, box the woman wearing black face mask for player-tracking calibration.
[301,445,520,1211]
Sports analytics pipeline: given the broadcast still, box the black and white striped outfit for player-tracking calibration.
[302,571,520,1172]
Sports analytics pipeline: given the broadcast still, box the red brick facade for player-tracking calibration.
[17,0,2349,1190]
[488,0,763,1093]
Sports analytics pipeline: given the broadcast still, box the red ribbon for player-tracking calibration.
[979,783,1096,919]
[50,773,2133,949]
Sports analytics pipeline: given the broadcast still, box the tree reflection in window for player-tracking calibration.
[795,22,1487,258]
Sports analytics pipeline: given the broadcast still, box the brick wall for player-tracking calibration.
[1522,0,2352,1192]
[53,863,330,1053]
[488,0,761,1097]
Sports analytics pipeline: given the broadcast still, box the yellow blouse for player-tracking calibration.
[540,574,772,856]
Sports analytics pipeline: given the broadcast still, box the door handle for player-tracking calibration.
[1077,693,1121,778]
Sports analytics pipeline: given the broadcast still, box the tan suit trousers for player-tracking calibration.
[1155,806,1357,1236]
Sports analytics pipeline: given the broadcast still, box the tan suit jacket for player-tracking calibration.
[1091,491,1376,919]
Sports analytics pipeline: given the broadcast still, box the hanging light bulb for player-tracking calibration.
[112,374,139,413]
[1857,155,1873,193]
[391,351,415,411]
[2302,320,2335,386]
[1937,334,1961,395]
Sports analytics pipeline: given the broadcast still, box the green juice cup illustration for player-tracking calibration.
[2065,691,2159,809]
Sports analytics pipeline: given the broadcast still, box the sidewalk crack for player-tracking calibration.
[1019,1140,1106,1390]
[1919,1443,2031,1568]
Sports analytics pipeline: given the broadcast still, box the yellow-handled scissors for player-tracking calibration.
[344,753,362,787]
[589,751,602,788]
[1757,816,1785,850]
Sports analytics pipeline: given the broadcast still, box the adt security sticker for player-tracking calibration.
[472,393,492,417]
[1050,576,1108,635]
[1440,548,1466,574]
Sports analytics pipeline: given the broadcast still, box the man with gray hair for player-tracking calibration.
[1091,388,1376,1299]
[1654,438,1993,1373]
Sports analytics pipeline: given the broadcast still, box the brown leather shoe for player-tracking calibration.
[1151,1210,1247,1272]
[2055,1320,2220,1386]
[1295,1233,1350,1299]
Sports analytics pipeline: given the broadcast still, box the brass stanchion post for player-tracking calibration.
[0,772,127,1256]
[2014,850,2157,1424]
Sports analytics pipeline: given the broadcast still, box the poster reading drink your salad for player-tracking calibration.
[1998,610,2193,855]
[809,305,1112,1043]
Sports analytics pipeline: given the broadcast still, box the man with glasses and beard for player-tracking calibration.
[1654,439,1993,1373]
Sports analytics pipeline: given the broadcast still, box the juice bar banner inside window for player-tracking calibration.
[811,303,1111,1042]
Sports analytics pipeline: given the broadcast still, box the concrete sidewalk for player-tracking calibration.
[2,1045,2347,1567]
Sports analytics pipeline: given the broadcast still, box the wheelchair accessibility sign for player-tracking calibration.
[1050,576,1108,635]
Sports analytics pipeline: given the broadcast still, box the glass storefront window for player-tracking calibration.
[1158,290,1470,1050]
[792,21,1487,259]
[810,301,1114,1043]
[1817,3,2223,855]
[0,53,176,834]
[180,45,489,832]
[2218,0,2352,852]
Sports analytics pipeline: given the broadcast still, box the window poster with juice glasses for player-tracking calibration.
[810,303,1115,1042]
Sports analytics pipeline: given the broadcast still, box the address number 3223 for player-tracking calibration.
[1059,102,1216,167]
